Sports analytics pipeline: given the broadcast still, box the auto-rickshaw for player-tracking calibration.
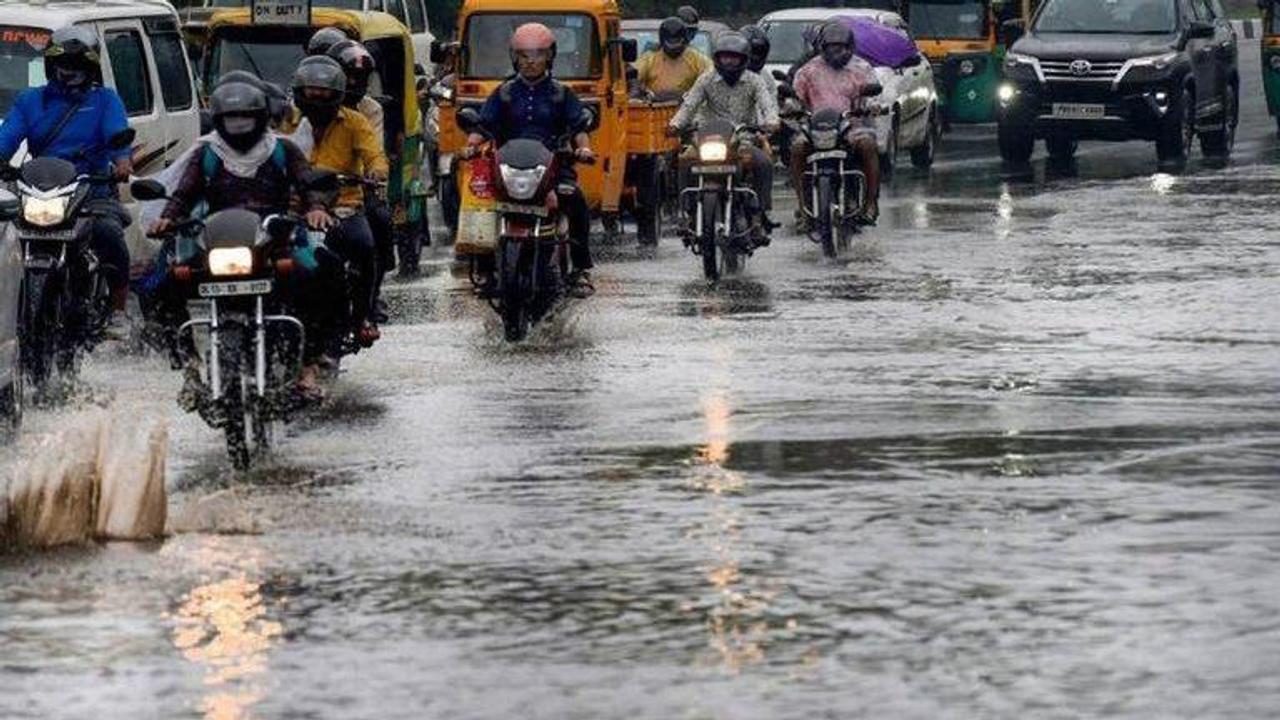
[202,8,429,266]
[906,0,1038,125]
[433,0,679,254]
[1261,1,1280,135]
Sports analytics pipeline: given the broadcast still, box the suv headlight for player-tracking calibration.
[22,196,68,227]
[208,247,253,277]
[1118,52,1180,83]
[499,165,547,201]
[699,139,728,162]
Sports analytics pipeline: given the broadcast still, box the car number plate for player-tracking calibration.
[495,201,549,217]
[1051,103,1105,120]
[693,164,738,175]
[199,279,273,298]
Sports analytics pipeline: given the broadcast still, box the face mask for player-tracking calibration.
[302,103,338,127]
[217,115,263,152]
[716,56,745,86]
[222,116,257,136]
[55,67,89,89]
[662,39,686,59]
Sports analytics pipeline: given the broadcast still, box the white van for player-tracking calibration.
[0,0,201,266]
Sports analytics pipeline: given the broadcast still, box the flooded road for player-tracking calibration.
[4,60,1280,719]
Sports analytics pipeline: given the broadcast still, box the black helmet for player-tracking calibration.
[307,27,350,57]
[327,39,376,106]
[676,5,700,42]
[293,56,347,125]
[712,32,750,86]
[216,71,288,126]
[210,80,269,152]
[740,24,770,73]
[44,26,100,92]
[819,22,855,69]
[658,17,688,58]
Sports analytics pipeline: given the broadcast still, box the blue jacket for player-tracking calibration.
[0,82,131,176]
[478,75,586,151]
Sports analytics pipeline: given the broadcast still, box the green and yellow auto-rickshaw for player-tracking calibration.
[907,0,1038,125]
[202,8,430,267]
[1260,1,1280,134]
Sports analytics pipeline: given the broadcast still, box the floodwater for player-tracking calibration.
[3,58,1279,720]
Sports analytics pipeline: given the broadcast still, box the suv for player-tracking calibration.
[996,0,1238,168]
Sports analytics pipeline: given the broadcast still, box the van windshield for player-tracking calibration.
[464,13,600,79]
[1034,0,1178,34]
[0,27,50,120]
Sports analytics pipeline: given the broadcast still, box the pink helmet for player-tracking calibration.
[510,22,557,68]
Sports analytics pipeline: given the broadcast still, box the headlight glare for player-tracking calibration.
[22,196,68,227]
[499,165,547,201]
[208,247,254,277]
[699,139,728,162]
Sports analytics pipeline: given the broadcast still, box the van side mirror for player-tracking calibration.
[130,179,168,201]
[1187,21,1215,40]
[0,189,18,221]
[1001,18,1026,47]
[456,107,483,133]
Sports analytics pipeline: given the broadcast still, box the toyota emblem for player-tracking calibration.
[1070,59,1093,76]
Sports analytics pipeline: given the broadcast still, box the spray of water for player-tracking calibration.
[1,410,168,549]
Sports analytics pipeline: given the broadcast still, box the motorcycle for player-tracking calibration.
[131,177,322,469]
[455,107,595,342]
[785,83,884,258]
[679,119,769,282]
[0,128,136,398]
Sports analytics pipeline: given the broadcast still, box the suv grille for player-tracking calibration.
[1040,59,1126,83]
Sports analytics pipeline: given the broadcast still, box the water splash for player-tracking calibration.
[1,410,168,549]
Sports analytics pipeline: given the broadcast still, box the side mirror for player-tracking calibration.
[130,178,168,201]
[621,37,638,63]
[109,128,137,150]
[861,82,883,98]
[428,82,454,103]
[429,40,444,64]
[772,69,788,82]
[0,189,18,222]
[414,62,427,77]
[264,214,298,240]
[1187,21,1215,40]
[1001,18,1026,47]
[579,107,599,132]
[456,107,483,133]
[302,169,339,193]
[900,53,924,69]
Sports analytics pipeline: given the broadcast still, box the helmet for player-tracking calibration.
[44,26,100,92]
[307,27,350,57]
[819,22,855,69]
[510,22,557,73]
[292,56,347,125]
[658,17,688,58]
[676,6,700,42]
[217,70,288,126]
[712,32,750,86]
[210,79,269,152]
[740,24,770,73]
[327,39,376,106]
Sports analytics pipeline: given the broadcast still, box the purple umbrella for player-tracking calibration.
[833,15,919,69]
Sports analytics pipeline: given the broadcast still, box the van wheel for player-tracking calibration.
[997,122,1034,164]
[1199,84,1236,159]
[1157,86,1194,168]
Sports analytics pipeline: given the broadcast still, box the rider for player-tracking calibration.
[740,24,776,102]
[306,26,350,59]
[0,26,133,328]
[146,77,335,397]
[676,5,701,45]
[635,17,711,96]
[669,31,780,238]
[790,23,882,220]
[467,22,597,297]
[291,55,388,347]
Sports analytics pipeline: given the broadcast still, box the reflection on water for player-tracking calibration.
[170,539,282,720]
[1151,172,1178,195]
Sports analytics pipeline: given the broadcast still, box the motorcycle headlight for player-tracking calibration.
[699,139,729,162]
[499,165,547,201]
[22,196,68,227]
[811,129,839,150]
[208,247,253,277]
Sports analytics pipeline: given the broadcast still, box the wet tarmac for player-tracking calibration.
[2,53,1279,720]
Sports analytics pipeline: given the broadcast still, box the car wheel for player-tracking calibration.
[1157,86,1194,168]
[997,121,1034,164]
[880,112,899,179]
[910,110,938,169]
[1199,83,1236,159]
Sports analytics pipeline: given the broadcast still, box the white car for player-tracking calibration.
[760,7,941,172]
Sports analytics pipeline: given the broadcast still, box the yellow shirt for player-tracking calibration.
[309,106,389,209]
[636,48,712,96]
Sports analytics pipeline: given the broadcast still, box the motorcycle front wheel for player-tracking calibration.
[500,240,530,342]
[216,324,251,470]
[700,193,719,282]
[817,174,837,258]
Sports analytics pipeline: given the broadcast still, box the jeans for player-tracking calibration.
[324,214,377,325]
[86,199,130,294]
[556,179,592,271]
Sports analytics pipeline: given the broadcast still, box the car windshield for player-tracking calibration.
[763,21,816,65]
[624,29,715,57]
[1034,0,1178,34]
[0,27,49,120]
[207,37,305,93]
[464,13,599,79]
[909,1,988,39]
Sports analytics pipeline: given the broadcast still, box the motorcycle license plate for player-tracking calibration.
[198,279,272,298]
[693,164,737,175]
[495,201,549,217]
[808,150,848,162]
[1051,103,1105,120]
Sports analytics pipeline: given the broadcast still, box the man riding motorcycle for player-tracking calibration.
[790,23,882,220]
[635,16,711,96]
[669,31,780,238]
[290,56,388,347]
[740,24,776,103]
[466,22,597,298]
[306,26,350,59]
[676,5,701,44]
[0,26,133,329]
[146,77,335,398]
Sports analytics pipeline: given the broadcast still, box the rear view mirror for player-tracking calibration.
[772,69,788,82]
[900,53,924,69]
[130,178,168,201]
[456,107,483,133]
[579,107,599,133]
[109,128,137,150]
[430,41,459,64]
[414,62,427,77]
[861,82,883,98]
[0,189,18,221]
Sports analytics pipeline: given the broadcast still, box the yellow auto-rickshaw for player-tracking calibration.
[202,8,429,267]
[1260,1,1280,135]
[433,0,679,251]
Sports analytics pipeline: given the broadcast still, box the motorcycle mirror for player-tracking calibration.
[456,107,483,133]
[264,215,298,239]
[861,83,884,98]
[108,128,137,150]
[414,62,427,77]
[130,179,168,201]
[0,189,18,222]
[199,108,214,136]
[772,69,788,82]
[580,107,599,133]
[303,169,339,193]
